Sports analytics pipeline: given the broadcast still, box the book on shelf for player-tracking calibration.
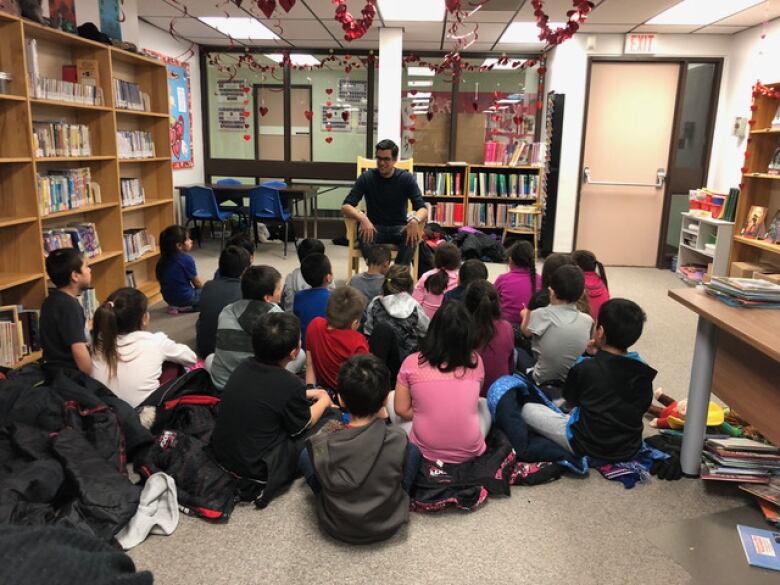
[76,59,100,87]
[428,202,464,227]
[24,40,104,105]
[42,222,102,259]
[123,228,155,262]
[468,171,539,199]
[37,167,94,215]
[415,171,463,197]
[465,203,533,229]
[120,178,145,207]
[32,121,91,158]
[125,270,137,288]
[772,104,780,129]
[0,305,40,367]
[117,130,155,159]
[769,147,780,175]
[113,78,151,112]
[78,288,98,322]
[737,525,780,572]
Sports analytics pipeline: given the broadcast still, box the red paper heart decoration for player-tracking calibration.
[243,134,251,141]
[741,166,748,173]
[345,65,352,74]
[445,0,461,11]
[325,100,332,107]
[513,115,522,125]
[334,0,376,42]
[325,112,333,119]
[341,111,350,122]
[408,138,416,145]
[259,107,268,117]
[325,125,332,132]
[304,110,313,121]
[426,112,434,121]
[325,88,333,95]
[242,86,250,94]
[409,90,417,96]
[409,114,417,121]
[243,100,249,105]
[409,127,416,132]
[257,0,275,19]
[325,136,333,144]
[244,124,249,128]
[531,1,594,48]
[242,111,250,118]
[278,0,296,12]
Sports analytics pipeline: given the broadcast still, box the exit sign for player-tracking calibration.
[625,33,656,54]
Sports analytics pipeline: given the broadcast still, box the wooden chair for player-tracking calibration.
[345,157,424,281]
[502,205,541,261]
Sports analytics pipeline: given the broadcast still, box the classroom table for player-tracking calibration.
[668,287,780,475]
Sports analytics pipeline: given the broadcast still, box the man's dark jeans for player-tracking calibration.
[359,224,415,265]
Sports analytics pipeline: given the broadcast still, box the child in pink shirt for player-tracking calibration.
[572,250,610,323]
[495,241,541,326]
[413,243,460,319]
[393,302,487,464]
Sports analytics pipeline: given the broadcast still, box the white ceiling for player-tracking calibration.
[138,0,780,51]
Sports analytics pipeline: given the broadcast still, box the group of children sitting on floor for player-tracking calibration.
[39,220,667,545]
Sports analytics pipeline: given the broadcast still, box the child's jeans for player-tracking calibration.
[520,402,574,454]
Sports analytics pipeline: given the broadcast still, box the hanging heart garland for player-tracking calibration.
[531,0,594,47]
[255,0,296,19]
[334,0,377,42]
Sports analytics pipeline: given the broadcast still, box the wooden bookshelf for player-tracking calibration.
[0,13,173,369]
[730,81,780,272]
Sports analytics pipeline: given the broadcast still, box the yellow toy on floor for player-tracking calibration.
[647,389,725,429]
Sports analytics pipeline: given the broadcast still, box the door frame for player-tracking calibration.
[573,57,723,268]
[252,83,313,162]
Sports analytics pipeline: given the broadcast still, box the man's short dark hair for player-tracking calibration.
[365,244,391,267]
[242,265,282,300]
[549,265,585,303]
[375,139,399,159]
[46,248,85,288]
[459,259,488,288]
[598,298,646,352]
[297,238,325,263]
[337,354,390,418]
[252,312,300,364]
[327,286,367,329]
[300,253,332,288]
[219,245,251,279]
[226,232,255,256]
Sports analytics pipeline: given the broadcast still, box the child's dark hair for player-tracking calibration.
[337,354,390,418]
[541,253,572,289]
[45,247,85,288]
[550,265,585,303]
[365,244,391,267]
[252,312,300,364]
[242,265,282,300]
[509,241,537,294]
[463,280,500,348]
[598,298,645,352]
[572,249,608,290]
[156,225,189,282]
[226,232,255,256]
[91,288,148,379]
[327,286,367,329]
[218,245,251,279]
[419,301,477,373]
[300,253,332,288]
[296,238,325,263]
[424,242,460,295]
[458,259,488,288]
[382,264,414,295]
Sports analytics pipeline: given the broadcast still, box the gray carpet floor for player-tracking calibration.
[131,239,749,585]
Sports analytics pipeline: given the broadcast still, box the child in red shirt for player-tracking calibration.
[572,250,610,323]
[305,286,369,391]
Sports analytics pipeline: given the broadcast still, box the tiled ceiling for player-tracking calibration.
[138,0,780,51]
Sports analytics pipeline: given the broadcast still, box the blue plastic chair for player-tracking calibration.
[249,185,295,257]
[183,186,232,248]
[215,178,246,224]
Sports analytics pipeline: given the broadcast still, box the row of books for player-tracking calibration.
[78,288,98,322]
[125,270,137,288]
[25,39,103,106]
[42,223,102,259]
[117,131,155,159]
[467,203,536,229]
[677,263,707,286]
[415,171,463,197]
[123,228,155,262]
[469,172,539,199]
[429,202,465,227]
[740,480,780,528]
[700,437,780,485]
[484,140,543,166]
[37,167,97,215]
[704,276,780,309]
[33,122,92,158]
[120,178,146,208]
[0,306,40,368]
[113,78,151,112]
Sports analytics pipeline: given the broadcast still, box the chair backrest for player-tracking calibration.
[261,180,287,189]
[185,186,220,219]
[249,186,285,220]
[356,156,414,177]
[216,178,242,186]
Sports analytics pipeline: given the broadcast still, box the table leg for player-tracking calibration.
[313,193,319,239]
[681,317,718,476]
[303,195,309,239]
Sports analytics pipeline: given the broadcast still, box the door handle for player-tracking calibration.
[583,166,666,189]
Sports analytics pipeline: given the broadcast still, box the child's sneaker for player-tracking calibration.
[167,305,194,315]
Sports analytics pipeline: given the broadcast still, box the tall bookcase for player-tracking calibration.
[0,13,173,368]
[730,81,780,271]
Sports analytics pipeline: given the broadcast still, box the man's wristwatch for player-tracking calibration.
[407,216,419,224]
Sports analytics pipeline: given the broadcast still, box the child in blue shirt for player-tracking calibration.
[156,225,202,314]
[293,252,333,348]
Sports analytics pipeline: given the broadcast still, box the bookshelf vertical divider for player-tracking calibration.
[0,12,173,368]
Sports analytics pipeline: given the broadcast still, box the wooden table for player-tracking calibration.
[668,287,780,475]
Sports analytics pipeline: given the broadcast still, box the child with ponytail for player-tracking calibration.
[495,241,541,327]
[572,249,610,322]
[91,288,197,407]
[464,280,515,396]
[412,242,460,318]
[156,225,203,313]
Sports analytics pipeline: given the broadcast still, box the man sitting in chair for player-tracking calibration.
[342,139,428,265]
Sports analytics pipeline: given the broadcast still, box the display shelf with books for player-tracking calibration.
[110,47,169,115]
[0,303,41,369]
[31,109,116,159]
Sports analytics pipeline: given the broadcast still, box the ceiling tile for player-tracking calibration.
[143,16,223,37]
[694,26,748,35]
[577,23,635,33]
[405,41,445,50]
[174,0,247,18]
[305,0,342,19]
[400,21,446,41]
[460,10,517,24]
[136,0,186,17]
[272,19,333,40]
[586,0,679,25]
[633,24,700,34]
[714,4,780,26]
[188,36,230,45]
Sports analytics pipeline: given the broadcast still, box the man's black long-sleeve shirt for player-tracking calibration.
[343,168,425,226]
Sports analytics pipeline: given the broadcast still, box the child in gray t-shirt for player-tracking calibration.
[520,265,593,386]
[348,244,391,302]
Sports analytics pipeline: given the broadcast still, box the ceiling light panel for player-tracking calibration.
[647,0,765,26]
[198,17,278,39]
[498,22,564,44]
[378,0,445,22]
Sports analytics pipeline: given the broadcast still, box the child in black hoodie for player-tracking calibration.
[301,354,416,544]
[519,298,656,462]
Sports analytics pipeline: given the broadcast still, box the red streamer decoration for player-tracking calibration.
[531,0,594,47]
[333,0,376,42]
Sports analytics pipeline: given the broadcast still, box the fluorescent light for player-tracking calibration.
[378,0,445,22]
[198,17,277,40]
[482,58,527,70]
[498,22,563,44]
[648,0,764,26]
[265,53,320,66]
[407,66,436,77]
[496,99,521,104]
[408,80,433,87]
[407,92,431,98]
[412,99,430,105]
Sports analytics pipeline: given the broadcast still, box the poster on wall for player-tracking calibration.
[99,0,122,41]
[216,79,249,132]
[339,79,367,104]
[49,0,77,32]
[144,50,194,169]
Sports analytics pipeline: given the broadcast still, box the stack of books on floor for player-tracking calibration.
[700,437,780,485]
[0,305,41,367]
[704,276,780,308]
[740,480,780,527]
